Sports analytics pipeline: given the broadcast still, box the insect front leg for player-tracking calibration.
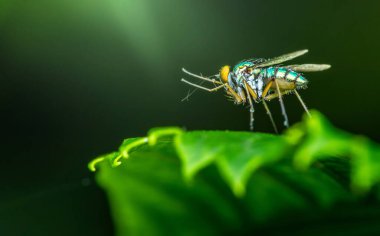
[181,79,225,92]
[225,84,243,104]
[237,87,247,104]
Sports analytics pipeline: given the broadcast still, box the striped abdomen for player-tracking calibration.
[261,67,308,88]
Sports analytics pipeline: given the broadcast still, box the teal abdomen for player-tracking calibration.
[262,67,308,87]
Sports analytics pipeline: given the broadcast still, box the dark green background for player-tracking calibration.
[0,0,379,235]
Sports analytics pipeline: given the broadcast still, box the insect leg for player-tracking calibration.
[243,80,258,101]
[249,104,255,131]
[261,80,273,98]
[225,84,243,103]
[182,68,222,84]
[181,79,225,92]
[181,80,206,102]
[182,74,243,103]
[274,79,289,128]
[243,84,255,130]
[262,100,279,134]
[264,90,292,101]
[293,90,312,117]
[237,87,247,104]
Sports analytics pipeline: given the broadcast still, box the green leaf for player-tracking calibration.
[96,142,243,236]
[244,165,351,223]
[89,111,380,235]
[289,111,353,170]
[176,131,290,196]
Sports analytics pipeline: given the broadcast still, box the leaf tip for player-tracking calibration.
[148,127,184,146]
[88,157,105,172]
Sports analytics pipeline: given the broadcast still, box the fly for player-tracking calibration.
[181,49,331,133]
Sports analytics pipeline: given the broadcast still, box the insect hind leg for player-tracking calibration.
[274,79,289,128]
[293,90,311,118]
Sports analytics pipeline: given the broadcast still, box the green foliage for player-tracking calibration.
[89,111,380,235]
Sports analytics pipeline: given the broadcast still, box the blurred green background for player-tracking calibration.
[0,0,379,235]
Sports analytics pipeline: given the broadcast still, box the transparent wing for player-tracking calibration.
[252,49,309,68]
[285,64,331,72]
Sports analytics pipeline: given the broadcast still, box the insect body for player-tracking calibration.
[181,49,330,132]
[229,63,307,101]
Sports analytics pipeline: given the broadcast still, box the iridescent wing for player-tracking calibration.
[285,64,331,72]
[251,49,309,68]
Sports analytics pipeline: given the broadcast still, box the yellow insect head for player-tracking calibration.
[219,65,230,83]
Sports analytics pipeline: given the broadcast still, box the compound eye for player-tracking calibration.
[219,65,230,83]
